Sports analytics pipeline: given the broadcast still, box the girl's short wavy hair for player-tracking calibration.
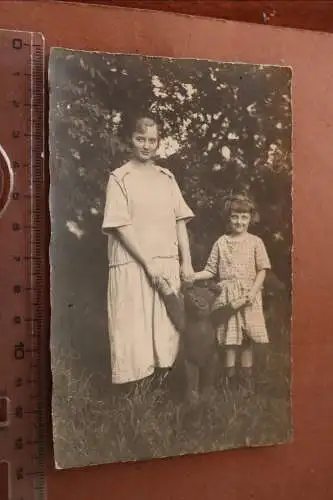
[223,193,260,225]
[118,110,162,146]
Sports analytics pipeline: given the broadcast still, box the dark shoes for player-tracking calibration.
[240,367,255,395]
[224,366,256,395]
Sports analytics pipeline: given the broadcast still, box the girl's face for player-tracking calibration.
[229,211,251,235]
[131,123,159,163]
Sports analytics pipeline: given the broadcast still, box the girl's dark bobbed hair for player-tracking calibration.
[117,109,162,144]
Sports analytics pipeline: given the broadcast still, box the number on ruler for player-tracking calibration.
[16,467,24,480]
[15,378,23,388]
[15,437,24,450]
[12,38,23,50]
[15,406,23,418]
[14,342,25,360]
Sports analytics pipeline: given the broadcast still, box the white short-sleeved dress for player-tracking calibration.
[102,162,194,384]
[205,233,271,346]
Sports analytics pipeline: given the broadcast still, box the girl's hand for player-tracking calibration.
[180,264,195,283]
[144,260,162,287]
[246,290,257,305]
[183,273,196,285]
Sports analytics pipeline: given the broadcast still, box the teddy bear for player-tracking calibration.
[157,278,221,402]
[157,269,288,402]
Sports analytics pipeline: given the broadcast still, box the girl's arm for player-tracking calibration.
[247,269,267,303]
[193,270,215,281]
[176,219,194,279]
[247,237,271,303]
[110,226,159,284]
[102,174,161,285]
[184,240,219,283]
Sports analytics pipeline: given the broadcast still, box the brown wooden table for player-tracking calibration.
[55,0,333,32]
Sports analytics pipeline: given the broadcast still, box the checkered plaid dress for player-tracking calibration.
[205,233,271,346]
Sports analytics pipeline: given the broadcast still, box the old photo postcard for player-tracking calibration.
[49,48,292,469]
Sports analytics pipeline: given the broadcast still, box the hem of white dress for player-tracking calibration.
[221,339,270,346]
[112,368,155,385]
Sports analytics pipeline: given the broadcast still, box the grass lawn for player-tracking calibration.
[52,321,291,469]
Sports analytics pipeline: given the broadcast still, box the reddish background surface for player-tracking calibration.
[1,1,333,499]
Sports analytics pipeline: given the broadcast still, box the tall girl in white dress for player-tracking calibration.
[102,114,194,384]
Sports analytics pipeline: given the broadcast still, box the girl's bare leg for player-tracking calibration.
[241,345,253,368]
[241,344,255,393]
[225,347,237,389]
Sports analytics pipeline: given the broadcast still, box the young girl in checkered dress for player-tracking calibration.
[190,194,271,390]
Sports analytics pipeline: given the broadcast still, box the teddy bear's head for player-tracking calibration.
[181,282,220,318]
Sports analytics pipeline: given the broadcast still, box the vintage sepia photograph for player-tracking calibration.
[49,49,292,469]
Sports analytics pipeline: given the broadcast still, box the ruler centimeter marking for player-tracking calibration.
[0,30,47,500]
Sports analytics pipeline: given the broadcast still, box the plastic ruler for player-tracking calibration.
[0,28,47,500]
